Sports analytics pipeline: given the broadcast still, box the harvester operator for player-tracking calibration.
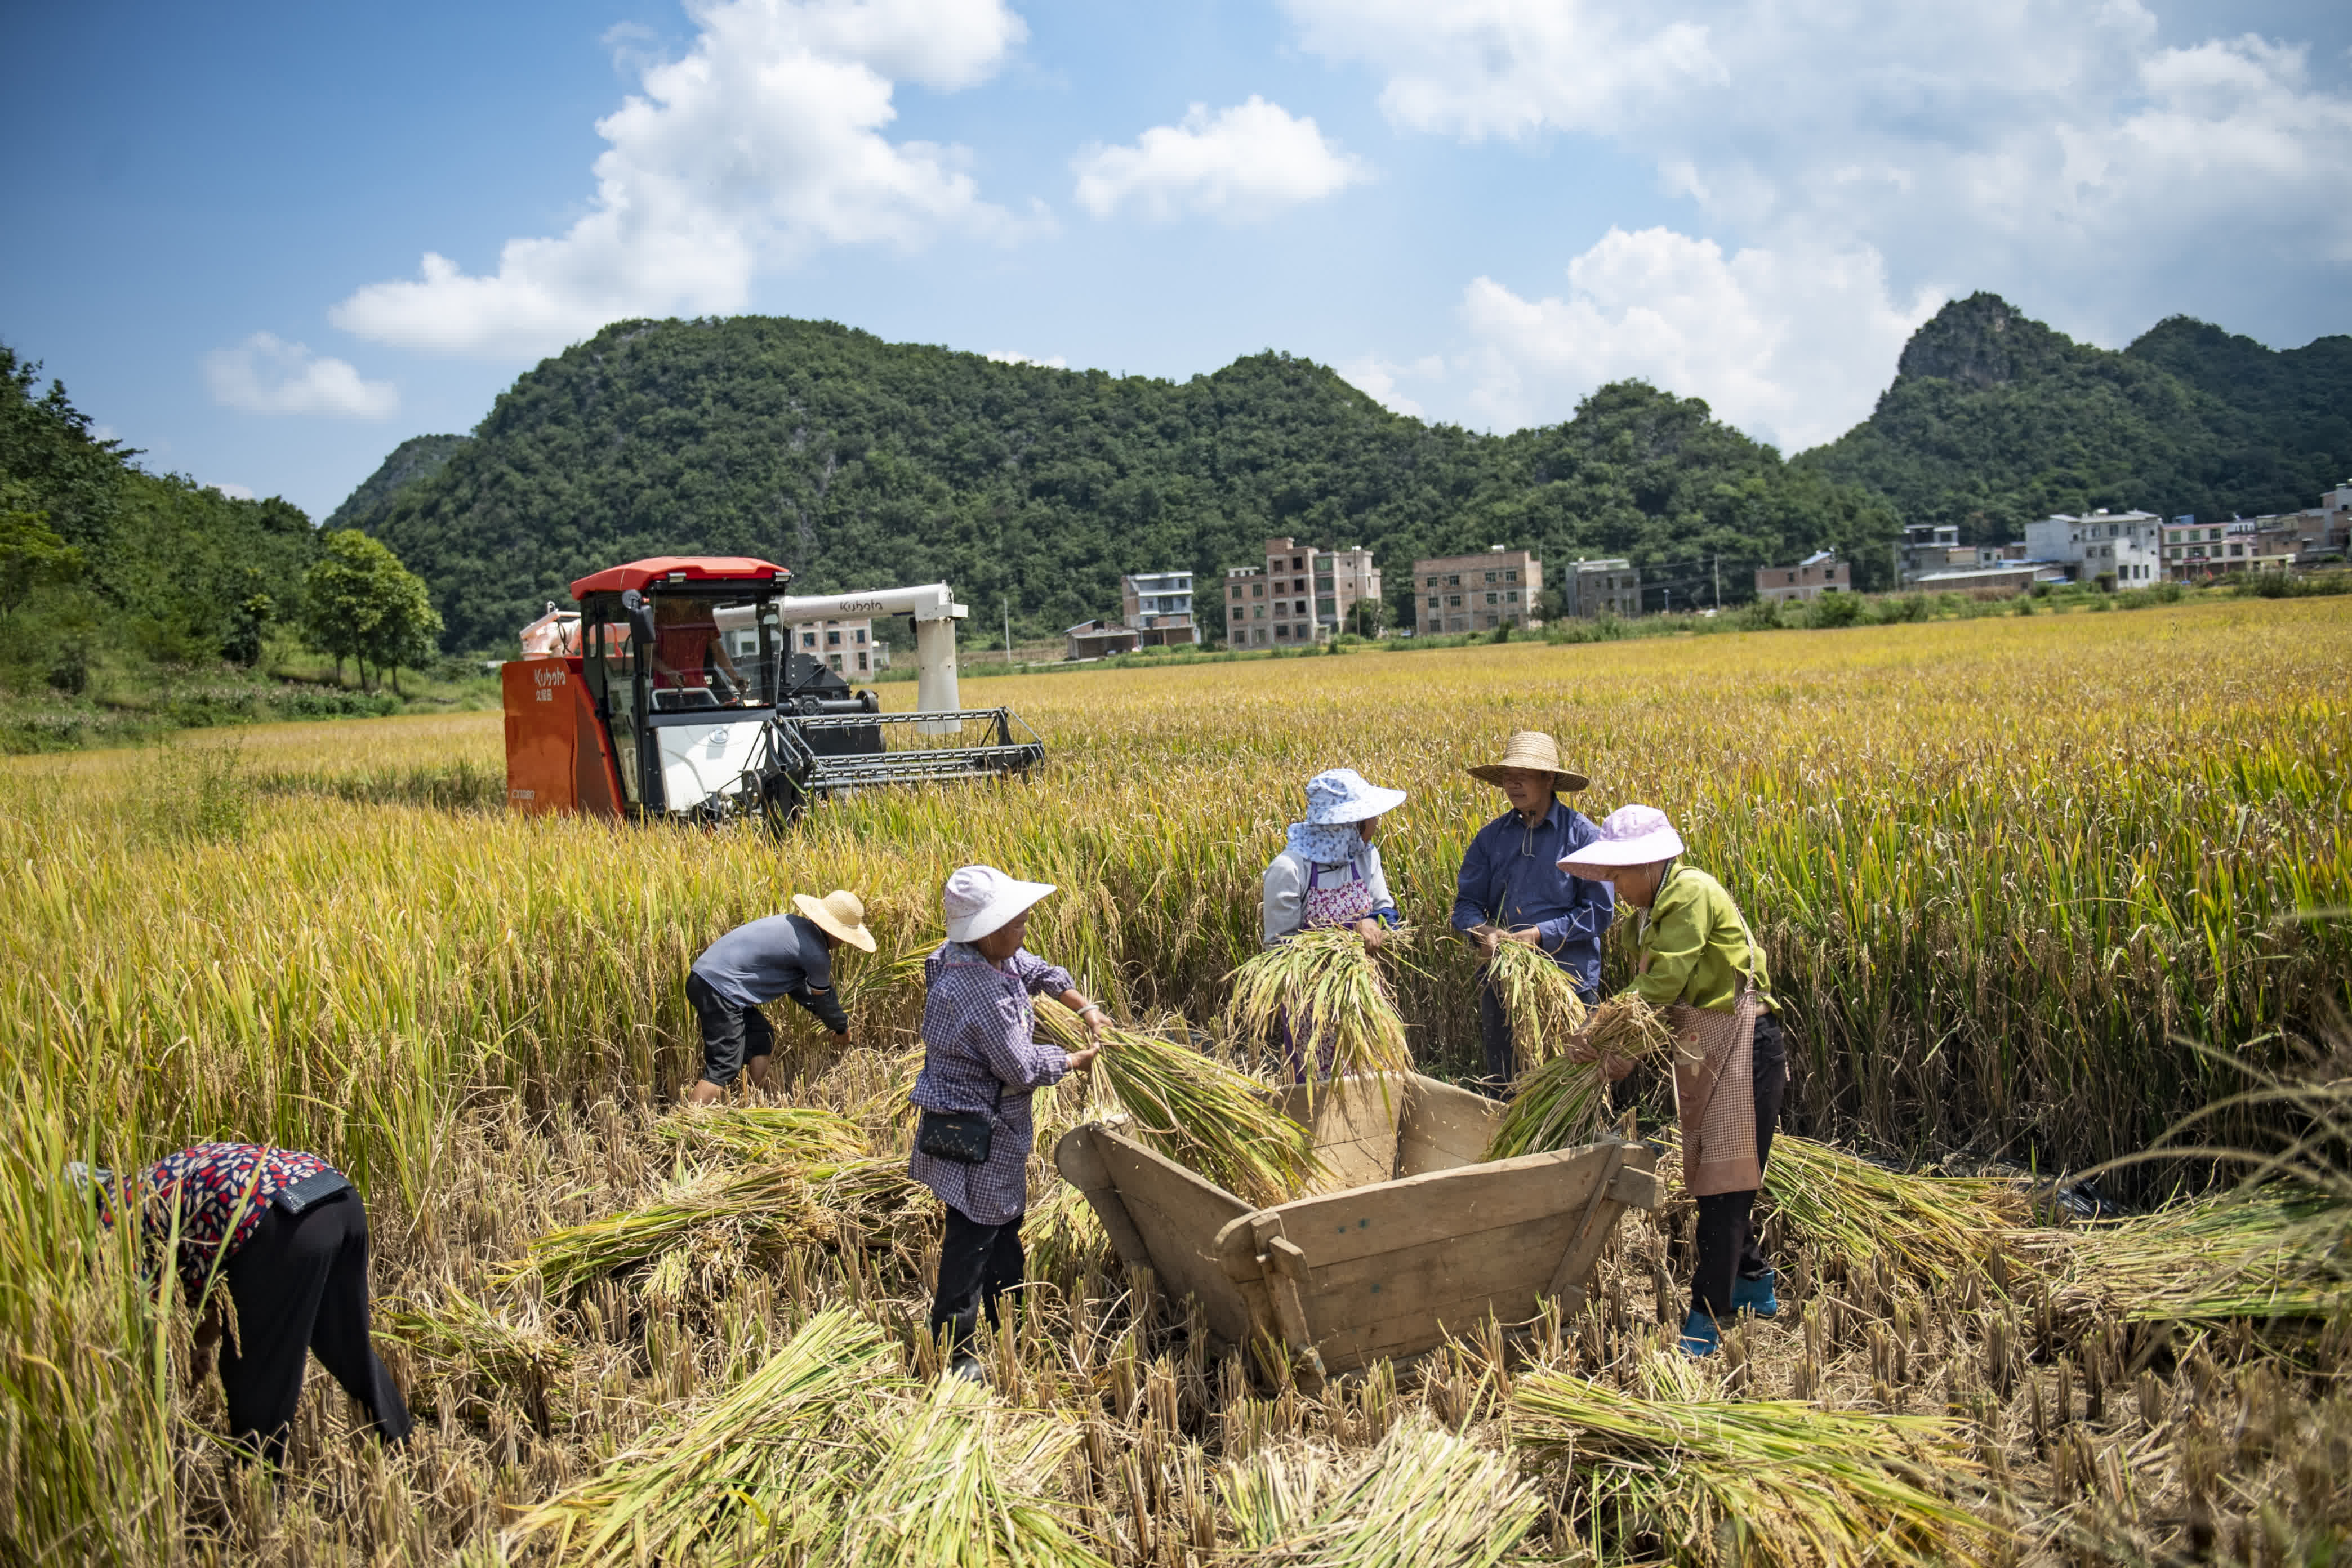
[75,1142,412,1464]
[1451,730,1615,1090]
[1559,804,1785,1359]
[685,890,875,1107]
[907,865,1104,1383]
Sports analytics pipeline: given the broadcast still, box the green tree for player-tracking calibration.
[301,530,440,693]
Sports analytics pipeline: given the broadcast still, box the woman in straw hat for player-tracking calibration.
[1559,805,1787,1357]
[684,889,876,1107]
[1262,767,1409,1077]
[1451,730,1616,1090]
[909,865,1107,1381]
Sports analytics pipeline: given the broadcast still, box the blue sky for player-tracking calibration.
[6,0,2349,520]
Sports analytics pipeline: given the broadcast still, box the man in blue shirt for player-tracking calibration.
[1450,731,1615,1091]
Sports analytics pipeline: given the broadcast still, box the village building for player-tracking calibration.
[1120,570,1201,647]
[2028,510,2164,585]
[1220,537,1380,647]
[1756,551,1852,604]
[1569,558,1641,618]
[1414,546,1542,635]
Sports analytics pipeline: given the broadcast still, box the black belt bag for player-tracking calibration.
[915,1084,1003,1165]
[270,1168,354,1217]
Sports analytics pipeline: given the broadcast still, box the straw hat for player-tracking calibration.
[1556,804,1685,875]
[1467,730,1589,793]
[792,889,878,952]
[1304,768,1407,825]
[942,864,1057,944]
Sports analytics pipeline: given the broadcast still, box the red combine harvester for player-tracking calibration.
[501,556,1042,826]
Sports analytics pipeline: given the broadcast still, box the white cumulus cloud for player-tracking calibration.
[202,333,400,420]
[1284,0,2352,351]
[1452,228,1938,449]
[1073,96,1370,222]
[332,0,1028,359]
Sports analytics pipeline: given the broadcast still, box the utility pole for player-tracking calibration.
[1003,596,1013,669]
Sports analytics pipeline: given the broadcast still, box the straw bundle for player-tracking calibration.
[1750,1135,2029,1290]
[1224,925,1414,1085]
[1484,938,1589,1074]
[504,1307,899,1564]
[518,1161,837,1295]
[657,1104,865,1162]
[376,1286,574,1431]
[2035,1188,2352,1328]
[1513,1353,2005,1568]
[1039,1008,1317,1205]
[1219,1419,1543,1567]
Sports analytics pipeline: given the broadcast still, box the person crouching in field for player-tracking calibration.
[1260,767,1407,1077]
[1559,805,1787,1358]
[78,1142,411,1464]
[685,890,875,1107]
[1451,730,1615,1090]
[908,865,1105,1382]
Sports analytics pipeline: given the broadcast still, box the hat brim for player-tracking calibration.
[1311,782,1407,824]
[1557,828,1685,876]
[944,877,1057,944]
[793,892,878,952]
[1468,764,1589,792]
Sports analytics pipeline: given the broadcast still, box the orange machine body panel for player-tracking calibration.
[501,658,623,818]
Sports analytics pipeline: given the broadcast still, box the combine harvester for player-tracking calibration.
[502,555,1041,826]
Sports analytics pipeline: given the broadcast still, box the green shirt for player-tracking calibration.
[1625,866,1771,1014]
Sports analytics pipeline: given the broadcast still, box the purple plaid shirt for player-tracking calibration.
[907,941,1074,1225]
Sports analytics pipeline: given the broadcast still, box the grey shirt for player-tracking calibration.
[690,913,847,1030]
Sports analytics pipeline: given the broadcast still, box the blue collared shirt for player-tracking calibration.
[1450,799,1616,997]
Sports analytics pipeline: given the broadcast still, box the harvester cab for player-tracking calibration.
[502,556,1041,826]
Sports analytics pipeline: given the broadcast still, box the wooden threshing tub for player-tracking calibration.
[1054,1073,1660,1383]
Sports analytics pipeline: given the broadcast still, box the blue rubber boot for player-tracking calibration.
[1679,1309,1721,1357]
[1731,1268,1780,1320]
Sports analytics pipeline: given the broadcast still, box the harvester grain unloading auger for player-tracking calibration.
[501,556,1042,827]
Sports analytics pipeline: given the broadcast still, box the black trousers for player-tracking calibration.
[929,1204,1025,1358]
[219,1196,412,1462]
[687,971,776,1088]
[1689,1011,1788,1322]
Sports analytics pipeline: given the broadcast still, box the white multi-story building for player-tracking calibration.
[1120,570,1200,647]
[2026,510,2164,586]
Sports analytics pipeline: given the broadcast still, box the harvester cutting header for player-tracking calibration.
[502,556,1041,825]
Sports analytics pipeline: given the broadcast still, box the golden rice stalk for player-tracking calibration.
[821,1380,1106,1568]
[1224,925,1414,1088]
[2031,1188,2352,1329]
[1039,1008,1318,1205]
[1484,938,1589,1073]
[1512,1352,2008,1568]
[502,1307,899,1565]
[1746,1134,2030,1291]
[656,1104,866,1162]
[1580,995,1674,1067]
[376,1286,574,1432]
[516,1161,838,1295]
[1219,1418,1543,1567]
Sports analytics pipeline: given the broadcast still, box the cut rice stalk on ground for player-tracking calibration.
[1039,1008,1318,1205]
[1224,924,1415,1090]
[1512,1352,2009,1568]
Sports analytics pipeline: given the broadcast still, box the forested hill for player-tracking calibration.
[358,316,1899,650]
[1799,293,2352,542]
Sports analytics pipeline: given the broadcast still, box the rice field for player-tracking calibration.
[5,596,2351,1565]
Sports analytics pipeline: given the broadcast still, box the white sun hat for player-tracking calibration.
[1303,767,1408,825]
[1556,803,1685,874]
[943,863,1058,944]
